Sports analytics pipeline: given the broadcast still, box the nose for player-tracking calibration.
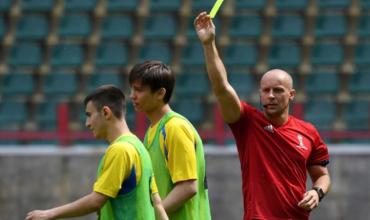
[129,90,135,100]
[85,119,90,129]
[267,89,275,98]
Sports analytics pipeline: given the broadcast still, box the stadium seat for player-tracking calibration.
[223,43,257,67]
[126,102,136,129]
[20,0,55,12]
[228,72,254,98]
[101,15,133,39]
[348,71,370,94]
[234,0,266,10]
[0,0,11,12]
[139,42,171,64]
[360,0,370,9]
[310,43,343,65]
[149,0,181,12]
[1,73,35,98]
[43,73,77,98]
[0,17,4,38]
[357,16,370,38]
[268,43,301,67]
[64,0,97,11]
[34,101,59,130]
[229,15,262,39]
[172,98,204,126]
[58,14,91,38]
[315,15,346,38]
[304,100,335,130]
[0,101,27,130]
[354,43,370,66]
[144,15,176,40]
[86,72,123,93]
[272,15,304,38]
[181,42,205,67]
[50,44,84,67]
[317,0,350,9]
[16,15,48,40]
[8,42,42,67]
[95,42,128,67]
[343,101,370,130]
[106,0,138,12]
[191,0,214,11]
[175,72,210,97]
[275,0,308,10]
[305,72,339,95]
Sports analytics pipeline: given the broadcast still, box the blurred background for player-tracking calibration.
[0,0,370,219]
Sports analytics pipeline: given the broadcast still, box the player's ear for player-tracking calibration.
[289,89,296,101]
[102,106,112,119]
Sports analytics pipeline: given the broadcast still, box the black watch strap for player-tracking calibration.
[312,187,325,202]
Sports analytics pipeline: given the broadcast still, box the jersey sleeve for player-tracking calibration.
[150,175,159,194]
[164,118,197,183]
[93,143,133,198]
[307,128,330,166]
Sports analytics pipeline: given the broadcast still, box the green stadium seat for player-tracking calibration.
[354,43,370,66]
[0,101,27,130]
[126,102,136,130]
[348,71,370,94]
[21,0,55,12]
[304,100,335,130]
[310,43,343,65]
[106,0,138,11]
[64,0,97,11]
[360,0,370,9]
[34,101,58,130]
[315,15,346,38]
[86,72,122,92]
[228,72,254,98]
[175,72,210,97]
[95,42,128,67]
[59,14,91,38]
[305,73,339,95]
[43,73,77,98]
[50,44,84,67]
[317,0,350,9]
[0,17,4,38]
[275,0,308,10]
[139,42,171,64]
[149,0,181,12]
[0,0,11,12]
[1,73,35,98]
[223,43,257,67]
[144,15,176,39]
[101,15,133,39]
[181,42,204,67]
[229,15,261,39]
[16,15,48,40]
[272,15,304,38]
[191,0,214,11]
[235,0,266,10]
[172,98,204,126]
[8,42,42,67]
[357,16,370,38]
[268,43,301,67]
[344,101,370,130]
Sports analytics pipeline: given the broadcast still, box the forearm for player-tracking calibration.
[152,193,169,220]
[162,180,197,213]
[312,173,331,194]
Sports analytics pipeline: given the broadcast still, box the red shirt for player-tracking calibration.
[229,102,329,220]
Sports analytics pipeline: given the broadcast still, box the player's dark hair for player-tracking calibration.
[84,85,126,119]
[129,60,175,104]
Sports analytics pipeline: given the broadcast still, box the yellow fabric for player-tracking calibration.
[94,134,158,198]
[147,117,198,183]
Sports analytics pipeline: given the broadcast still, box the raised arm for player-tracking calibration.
[194,12,241,123]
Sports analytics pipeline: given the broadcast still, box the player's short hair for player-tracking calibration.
[129,60,175,104]
[84,85,126,119]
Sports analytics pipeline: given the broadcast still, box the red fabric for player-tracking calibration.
[229,102,329,220]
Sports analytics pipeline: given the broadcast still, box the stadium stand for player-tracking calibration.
[0,0,369,145]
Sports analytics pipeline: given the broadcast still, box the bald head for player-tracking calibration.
[260,69,293,90]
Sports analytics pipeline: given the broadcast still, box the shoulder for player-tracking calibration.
[165,116,193,132]
[290,116,320,136]
[106,141,137,157]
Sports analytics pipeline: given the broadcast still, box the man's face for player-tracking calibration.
[85,101,107,139]
[259,75,294,118]
[129,80,162,114]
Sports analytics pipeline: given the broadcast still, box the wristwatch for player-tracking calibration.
[312,187,325,202]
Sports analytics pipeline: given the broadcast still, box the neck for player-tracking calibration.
[264,111,289,126]
[106,119,131,144]
[146,104,171,126]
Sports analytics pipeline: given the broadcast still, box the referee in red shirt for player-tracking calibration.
[194,12,331,220]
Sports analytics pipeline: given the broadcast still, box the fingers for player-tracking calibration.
[194,11,212,29]
[298,191,319,211]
